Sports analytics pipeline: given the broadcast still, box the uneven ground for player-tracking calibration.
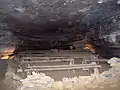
[0,51,116,90]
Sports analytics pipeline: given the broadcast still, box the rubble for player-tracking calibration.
[18,57,120,90]
[107,57,120,67]
[20,72,55,90]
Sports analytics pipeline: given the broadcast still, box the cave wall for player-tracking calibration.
[0,0,120,58]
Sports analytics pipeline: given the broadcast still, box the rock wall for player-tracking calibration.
[0,0,120,58]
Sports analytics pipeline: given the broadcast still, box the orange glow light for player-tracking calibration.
[84,43,96,53]
[0,47,15,60]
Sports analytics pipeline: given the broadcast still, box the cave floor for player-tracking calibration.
[0,51,119,90]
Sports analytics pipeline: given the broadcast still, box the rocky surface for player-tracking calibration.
[0,0,120,58]
[15,57,120,90]
[19,67,120,90]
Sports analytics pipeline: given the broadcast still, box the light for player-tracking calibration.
[1,55,9,59]
[2,47,15,56]
[0,47,15,60]
[1,55,15,60]
[84,43,96,53]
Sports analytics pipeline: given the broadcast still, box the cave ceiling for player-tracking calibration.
[0,0,120,53]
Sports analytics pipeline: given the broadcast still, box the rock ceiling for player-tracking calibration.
[0,0,120,58]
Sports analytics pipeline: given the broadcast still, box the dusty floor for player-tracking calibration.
[0,51,119,90]
[39,62,109,80]
[19,67,120,90]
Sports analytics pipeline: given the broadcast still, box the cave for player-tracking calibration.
[0,0,120,90]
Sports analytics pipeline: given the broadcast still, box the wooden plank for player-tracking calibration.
[21,59,72,63]
[27,64,101,68]
[21,57,73,59]
[25,65,101,71]
[85,59,108,62]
